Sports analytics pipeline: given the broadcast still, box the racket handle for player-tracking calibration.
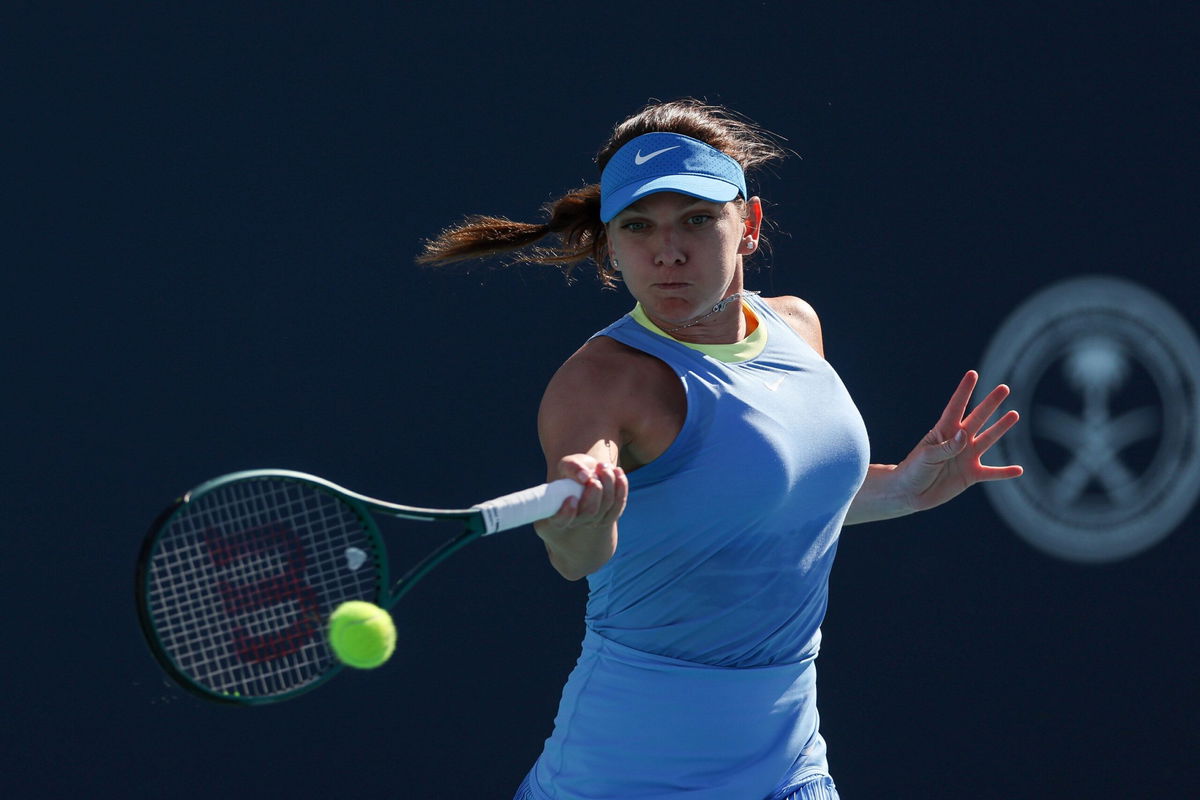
[474,479,584,535]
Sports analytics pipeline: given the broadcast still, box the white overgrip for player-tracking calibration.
[474,479,583,535]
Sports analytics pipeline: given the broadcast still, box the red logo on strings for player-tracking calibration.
[203,523,320,663]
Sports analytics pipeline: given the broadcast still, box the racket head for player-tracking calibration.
[135,470,389,705]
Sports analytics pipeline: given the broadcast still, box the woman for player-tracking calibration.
[421,100,1022,800]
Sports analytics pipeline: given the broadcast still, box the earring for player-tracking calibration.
[611,256,621,271]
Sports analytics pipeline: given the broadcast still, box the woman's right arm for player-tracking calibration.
[533,342,633,581]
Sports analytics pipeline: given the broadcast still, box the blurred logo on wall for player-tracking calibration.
[977,276,1200,563]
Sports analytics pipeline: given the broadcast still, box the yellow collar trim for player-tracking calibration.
[630,302,768,363]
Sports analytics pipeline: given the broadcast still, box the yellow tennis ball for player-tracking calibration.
[328,600,396,669]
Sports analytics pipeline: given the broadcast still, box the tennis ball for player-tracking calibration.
[328,600,396,669]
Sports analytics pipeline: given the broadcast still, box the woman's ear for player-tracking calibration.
[738,197,764,255]
[607,247,621,271]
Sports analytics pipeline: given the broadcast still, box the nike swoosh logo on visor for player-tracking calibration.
[634,146,681,165]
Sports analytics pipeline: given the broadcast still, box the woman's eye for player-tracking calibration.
[623,221,647,232]
[687,214,711,225]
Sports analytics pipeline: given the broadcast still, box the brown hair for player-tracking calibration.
[417,99,788,287]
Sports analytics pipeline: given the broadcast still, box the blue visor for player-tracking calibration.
[600,132,747,223]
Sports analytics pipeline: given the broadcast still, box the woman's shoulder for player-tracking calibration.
[762,295,824,357]
[538,333,686,468]
[551,334,677,396]
[540,334,682,424]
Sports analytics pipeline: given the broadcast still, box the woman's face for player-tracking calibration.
[607,192,761,333]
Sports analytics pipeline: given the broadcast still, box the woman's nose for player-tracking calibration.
[653,229,686,266]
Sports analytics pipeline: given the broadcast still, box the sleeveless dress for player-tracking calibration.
[521,295,870,799]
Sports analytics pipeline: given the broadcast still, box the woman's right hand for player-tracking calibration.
[533,454,628,581]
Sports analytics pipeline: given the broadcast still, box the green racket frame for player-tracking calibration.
[136,469,507,705]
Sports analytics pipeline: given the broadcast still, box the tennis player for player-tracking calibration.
[421,99,1022,800]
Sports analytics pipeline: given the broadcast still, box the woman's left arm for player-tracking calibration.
[844,370,1023,525]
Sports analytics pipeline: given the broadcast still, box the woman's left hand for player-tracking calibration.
[891,370,1024,513]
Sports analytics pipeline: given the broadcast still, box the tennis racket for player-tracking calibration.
[135,469,581,706]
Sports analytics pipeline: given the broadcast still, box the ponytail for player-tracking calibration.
[417,183,614,285]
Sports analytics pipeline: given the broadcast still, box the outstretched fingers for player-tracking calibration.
[935,371,1024,483]
[963,383,1012,436]
[971,410,1023,480]
[935,370,979,433]
[974,409,1020,454]
[978,460,1024,481]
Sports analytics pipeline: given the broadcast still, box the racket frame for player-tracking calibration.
[135,469,489,706]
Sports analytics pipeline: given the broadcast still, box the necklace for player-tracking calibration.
[663,291,761,334]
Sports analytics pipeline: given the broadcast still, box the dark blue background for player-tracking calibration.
[8,3,1197,797]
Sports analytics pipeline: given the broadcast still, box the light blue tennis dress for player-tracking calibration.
[519,294,870,799]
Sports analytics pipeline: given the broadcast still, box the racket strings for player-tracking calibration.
[145,478,381,699]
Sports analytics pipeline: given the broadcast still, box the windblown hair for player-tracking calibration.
[417,99,788,287]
